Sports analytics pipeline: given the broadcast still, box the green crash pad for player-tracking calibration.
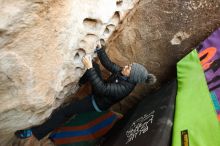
[172,50,220,146]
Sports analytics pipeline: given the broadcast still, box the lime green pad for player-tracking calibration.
[172,50,220,146]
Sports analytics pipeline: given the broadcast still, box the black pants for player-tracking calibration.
[31,96,96,140]
[32,62,102,140]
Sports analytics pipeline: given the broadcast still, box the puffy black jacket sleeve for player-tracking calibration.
[87,68,135,99]
[97,48,121,74]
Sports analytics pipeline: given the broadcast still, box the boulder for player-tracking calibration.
[0,0,138,145]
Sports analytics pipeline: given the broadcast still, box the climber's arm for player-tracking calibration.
[95,47,121,74]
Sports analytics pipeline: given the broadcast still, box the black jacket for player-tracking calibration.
[87,49,136,110]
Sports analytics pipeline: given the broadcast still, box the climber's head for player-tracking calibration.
[121,63,157,84]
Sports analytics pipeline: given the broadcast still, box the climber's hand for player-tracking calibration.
[96,39,106,49]
[82,55,93,69]
[96,43,101,49]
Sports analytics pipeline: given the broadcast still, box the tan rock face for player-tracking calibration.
[1,0,220,145]
[0,0,138,144]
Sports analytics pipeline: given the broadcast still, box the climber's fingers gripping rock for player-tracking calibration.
[82,55,93,69]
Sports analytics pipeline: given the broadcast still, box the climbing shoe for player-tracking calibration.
[15,129,32,139]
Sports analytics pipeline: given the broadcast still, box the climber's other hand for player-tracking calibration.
[82,55,93,69]
[96,39,106,50]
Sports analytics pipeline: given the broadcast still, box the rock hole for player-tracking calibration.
[177,36,182,41]
[170,31,190,45]
[74,52,80,60]
[104,27,110,34]
[0,31,4,36]
[34,0,44,4]
[78,48,86,56]
[116,0,123,7]
[111,11,120,25]
[107,24,116,32]
[83,18,101,29]
[75,67,83,76]
[81,34,99,51]
[100,39,105,46]
[74,48,86,64]
[0,29,6,36]
[79,40,87,48]
[84,34,98,42]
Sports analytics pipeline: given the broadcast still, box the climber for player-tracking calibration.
[15,40,157,140]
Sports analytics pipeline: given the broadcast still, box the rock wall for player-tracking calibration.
[0,0,139,145]
[1,0,220,145]
[107,0,220,113]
